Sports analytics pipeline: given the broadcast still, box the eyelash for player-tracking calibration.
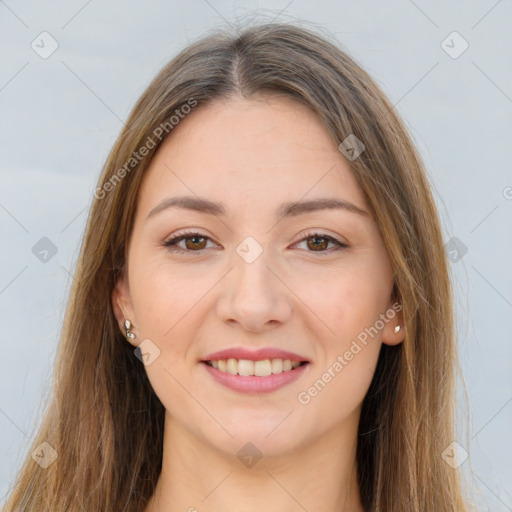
[163,230,349,256]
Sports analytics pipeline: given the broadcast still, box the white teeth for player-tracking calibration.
[271,359,283,373]
[238,359,254,376]
[254,360,272,377]
[207,358,302,376]
[227,358,238,375]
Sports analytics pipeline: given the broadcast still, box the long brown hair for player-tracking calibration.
[3,22,471,511]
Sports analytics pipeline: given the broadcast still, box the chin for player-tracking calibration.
[220,422,307,458]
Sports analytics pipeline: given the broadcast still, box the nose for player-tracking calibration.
[216,246,293,333]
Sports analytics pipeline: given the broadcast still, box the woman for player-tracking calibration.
[3,22,472,511]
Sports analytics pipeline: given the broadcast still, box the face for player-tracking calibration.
[113,94,404,458]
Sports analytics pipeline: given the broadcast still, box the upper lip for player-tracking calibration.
[201,347,309,363]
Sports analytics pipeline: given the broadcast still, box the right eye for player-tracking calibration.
[163,231,218,253]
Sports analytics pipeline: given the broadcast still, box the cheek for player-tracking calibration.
[299,261,389,341]
[298,343,380,428]
[128,254,208,340]
[127,257,210,412]
[297,270,385,417]
[297,261,387,387]
[302,260,390,415]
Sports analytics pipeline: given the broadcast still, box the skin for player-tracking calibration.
[113,93,404,512]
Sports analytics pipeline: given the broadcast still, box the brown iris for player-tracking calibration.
[306,235,329,251]
[184,235,207,250]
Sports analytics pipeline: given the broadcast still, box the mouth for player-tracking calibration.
[201,358,310,394]
[201,358,310,377]
[201,358,309,377]
[199,348,311,393]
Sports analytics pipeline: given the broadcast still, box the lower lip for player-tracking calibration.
[201,362,310,394]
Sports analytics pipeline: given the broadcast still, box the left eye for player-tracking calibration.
[294,232,347,253]
[163,231,347,254]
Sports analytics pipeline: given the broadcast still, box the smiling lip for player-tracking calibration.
[201,347,308,362]
[202,360,310,394]
[200,347,310,394]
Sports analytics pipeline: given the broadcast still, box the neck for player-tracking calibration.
[144,411,364,512]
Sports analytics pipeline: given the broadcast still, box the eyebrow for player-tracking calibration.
[146,195,369,221]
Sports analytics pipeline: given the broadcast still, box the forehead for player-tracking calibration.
[137,94,368,216]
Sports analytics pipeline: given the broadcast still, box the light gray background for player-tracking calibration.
[1,1,511,510]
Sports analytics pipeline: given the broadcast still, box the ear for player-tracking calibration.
[381,298,405,347]
[111,271,138,347]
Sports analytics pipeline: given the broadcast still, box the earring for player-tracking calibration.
[124,320,135,340]
[394,325,401,334]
